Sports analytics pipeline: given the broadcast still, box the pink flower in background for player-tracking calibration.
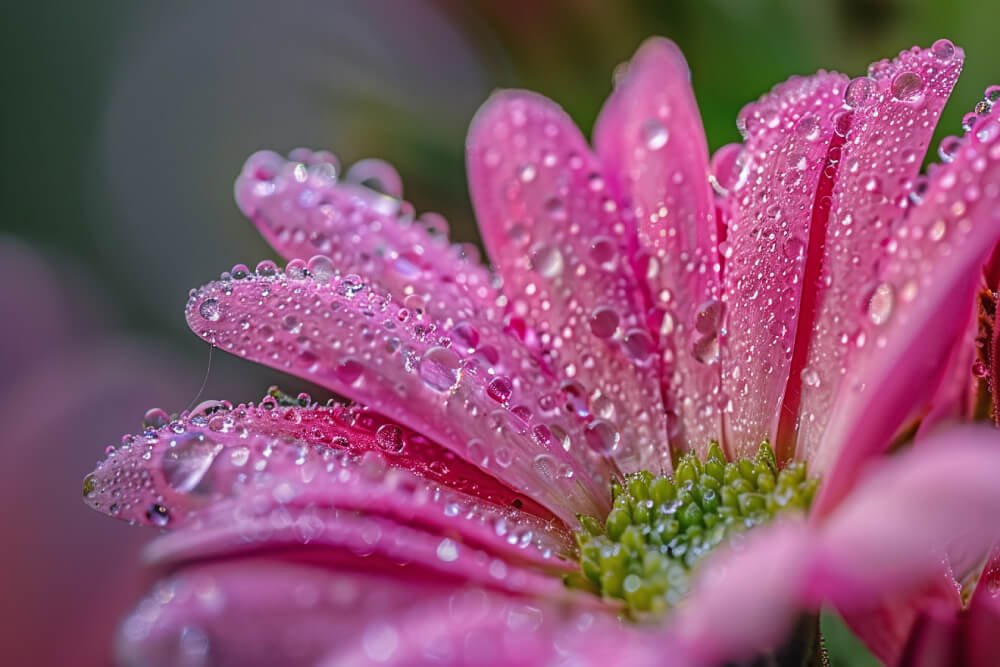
[85,37,1000,665]
[0,238,192,666]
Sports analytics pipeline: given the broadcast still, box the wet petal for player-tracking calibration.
[118,561,664,667]
[467,91,668,474]
[814,98,1000,511]
[594,37,723,455]
[795,42,965,463]
[85,404,572,573]
[967,552,1000,667]
[672,521,813,665]
[721,71,848,457]
[236,149,501,327]
[812,428,1000,604]
[185,267,614,522]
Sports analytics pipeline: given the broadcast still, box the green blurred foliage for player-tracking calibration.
[4,0,998,336]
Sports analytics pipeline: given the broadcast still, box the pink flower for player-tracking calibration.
[85,37,1000,665]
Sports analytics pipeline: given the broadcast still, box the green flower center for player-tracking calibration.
[572,442,817,616]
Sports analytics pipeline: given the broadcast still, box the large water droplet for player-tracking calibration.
[867,282,895,326]
[589,307,620,339]
[486,376,514,405]
[584,420,620,455]
[419,347,461,392]
[844,77,876,109]
[375,424,405,453]
[890,71,924,102]
[931,39,955,61]
[198,298,221,322]
[530,245,564,278]
[641,119,669,150]
[161,434,223,494]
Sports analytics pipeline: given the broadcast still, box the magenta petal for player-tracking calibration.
[721,70,849,458]
[594,38,723,455]
[119,561,663,667]
[967,552,1000,667]
[236,149,501,328]
[673,521,813,665]
[811,428,1000,605]
[466,91,668,474]
[796,43,965,464]
[86,406,572,572]
[813,100,1000,511]
[185,268,612,521]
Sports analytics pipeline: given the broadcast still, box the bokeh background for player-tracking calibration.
[4,1,998,664]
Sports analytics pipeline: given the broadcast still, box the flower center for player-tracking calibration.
[572,443,816,616]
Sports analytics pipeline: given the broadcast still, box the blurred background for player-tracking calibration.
[3,0,998,664]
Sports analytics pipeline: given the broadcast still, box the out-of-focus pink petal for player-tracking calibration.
[895,603,963,667]
[466,91,668,474]
[119,561,665,667]
[146,509,572,600]
[966,551,1000,667]
[185,267,612,522]
[918,302,978,436]
[721,71,848,458]
[235,149,501,328]
[814,102,1000,512]
[796,43,965,464]
[86,406,573,573]
[811,429,1000,604]
[838,573,961,665]
[594,37,722,456]
[672,521,813,665]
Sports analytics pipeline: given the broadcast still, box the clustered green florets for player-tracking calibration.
[573,442,817,616]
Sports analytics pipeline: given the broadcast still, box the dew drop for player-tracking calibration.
[162,434,223,494]
[486,376,514,404]
[143,408,170,429]
[335,358,364,385]
[890,71,923,102]
[584,420,620,455]
[375,424,405,454]
[931,39,955,61]
[198,298,221,322]
[844,77,876,109]
[146,503,170,527]
[867,282,895,326]
[307,255,336,283]
[938,135,963,163]
[641,119,669,150]
[589,307,620,339]
[623,329,656,365]
[530,245,564,278]
[419,347,461,392]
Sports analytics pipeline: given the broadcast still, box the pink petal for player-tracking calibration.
[236,149,501,328]
[466,91,668,474]
[813,99,1000,512]
[118,561,665,667]
[593,37,723,455]
[721,70,849,458]
[672,520,814,665]
[794,43,965,465]
[966,551,1000,667]
[811,428,1000,605]
[185,266,613,522]
[85,405,572,575]
[837,573,961,665]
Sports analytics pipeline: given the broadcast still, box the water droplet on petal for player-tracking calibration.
[161,434,223,494]
[931,39,955,61]
[584,420,620,455]
[198,298,221,322]
[530,245,564,278]
[867,282,895,326]
[844,77,876,109]
[890,71,923,102]
[486,376,514,405]
[375,424,405,453]
[641,119,669,150]
[419,347,461,392]
[589,307,620,339]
